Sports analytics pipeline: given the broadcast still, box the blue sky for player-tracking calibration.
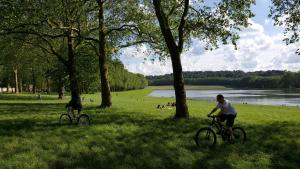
[252,0,281,34]
[120,0,299,75]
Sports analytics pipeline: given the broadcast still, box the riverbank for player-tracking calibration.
[0,89,299,169]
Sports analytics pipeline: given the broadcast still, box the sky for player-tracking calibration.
[119,0,300,76]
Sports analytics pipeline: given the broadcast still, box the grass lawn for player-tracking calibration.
[0,89,299,169]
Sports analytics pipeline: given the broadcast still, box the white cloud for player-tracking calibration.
[264,19,270,25]
[120,20,300,75]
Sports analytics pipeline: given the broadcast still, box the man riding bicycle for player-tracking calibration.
[65,100,82,117]
[207,94,237,141]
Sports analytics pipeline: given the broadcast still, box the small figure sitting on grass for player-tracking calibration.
[171,102,176,107]
[38,94,42,100]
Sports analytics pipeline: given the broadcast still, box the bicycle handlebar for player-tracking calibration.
[207,114,217,118]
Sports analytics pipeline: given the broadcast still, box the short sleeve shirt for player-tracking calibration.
[216,100,237,115]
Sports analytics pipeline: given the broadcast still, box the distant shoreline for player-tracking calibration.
[147,85,300,91]
[147,85,230,90]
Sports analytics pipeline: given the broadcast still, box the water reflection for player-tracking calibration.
[149,89,300,106]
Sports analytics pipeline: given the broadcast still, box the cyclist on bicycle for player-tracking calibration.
[65,100,82,117]
[207,94,237,140]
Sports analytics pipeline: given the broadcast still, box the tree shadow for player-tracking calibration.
[0,102,66,115]
[0,93,61,101]
[0,102,299,169]
[47,109,300,169]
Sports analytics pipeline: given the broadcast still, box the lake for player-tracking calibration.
[148,89,300,106]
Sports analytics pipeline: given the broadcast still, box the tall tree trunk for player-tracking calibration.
[171,52,189,119]
[27,84,30,92]
[46,78,51,94]
[98,1,112,108]
[66,31,82,110]
[14,68,19,94]
[58,84,65,99]
[153,0,189,119]
[19,78,22,93]
[32,68,36,94]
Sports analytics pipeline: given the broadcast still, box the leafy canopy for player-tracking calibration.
[270,0,300,54]
[137,0,255,60]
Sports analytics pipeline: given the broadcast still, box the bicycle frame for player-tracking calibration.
[195,115,246,146]
[209,117,218,129]
[66,107,80,120]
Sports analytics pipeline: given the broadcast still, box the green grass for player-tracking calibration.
[0,89,299,169]
[147,85,229,90]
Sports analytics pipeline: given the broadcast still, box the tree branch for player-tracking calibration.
[117,40,150,49]
[82,36,100,43]
[0,29,67,39]
[12,36,68,66]
[153,0,178,52]
[178,0,189,53]
[105,24,140,36]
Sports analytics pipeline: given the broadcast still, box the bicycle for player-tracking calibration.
[194,115,246,147]
[59,108,90,126]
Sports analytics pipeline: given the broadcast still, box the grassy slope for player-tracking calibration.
[0,89,299,169]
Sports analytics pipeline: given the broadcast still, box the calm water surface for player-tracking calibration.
[149,89,300,106]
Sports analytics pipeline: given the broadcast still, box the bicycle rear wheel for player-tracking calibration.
[59,114,72,125]
[77,114,90,126]
[232,127,246,143]
[195,127,216,147]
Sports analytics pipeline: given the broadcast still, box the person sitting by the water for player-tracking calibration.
[207,94,237,141]
[37,93,42,100]
[171,102,176,107]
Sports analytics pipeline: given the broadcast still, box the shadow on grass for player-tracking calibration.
[0,93,60,101]
[48,109,300,169]
[0,102,66,115]
[0,102,299,169]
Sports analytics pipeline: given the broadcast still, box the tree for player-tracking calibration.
[95,0,112,108]
[0,33,57,94]
[145,0,255,119]
[84,0,148,108]
[0,35,27,94]
[0,0,96,108]
[270,0,300,54]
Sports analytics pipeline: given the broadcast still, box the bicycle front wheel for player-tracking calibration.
[232,127,246,144]
[195,127,216,147]
[77,114,90,126]
[59,114,72,125]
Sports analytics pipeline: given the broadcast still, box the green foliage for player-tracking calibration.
[0,0,148,94]
[109,60,148,91]
[270,0,300,52]
[147,70,300,89]
[137,0,255,59]
[0,90,299,169]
